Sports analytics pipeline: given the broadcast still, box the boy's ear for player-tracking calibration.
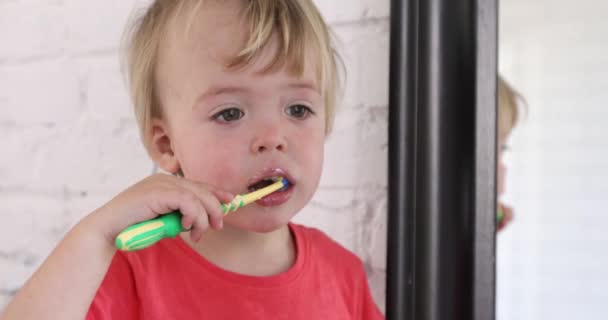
[149,118,180,174]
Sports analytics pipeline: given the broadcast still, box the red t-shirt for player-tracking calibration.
[87,223,384,319]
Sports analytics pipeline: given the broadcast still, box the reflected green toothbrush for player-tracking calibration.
[497,208,504,224]
[115,177,289,251]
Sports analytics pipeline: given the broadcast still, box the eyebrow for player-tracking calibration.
[198,86,249,101]
[283,81,320,93]
[193,81,320,109]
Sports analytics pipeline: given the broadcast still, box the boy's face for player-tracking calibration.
[152,3,325,232]
[497,137,507,197]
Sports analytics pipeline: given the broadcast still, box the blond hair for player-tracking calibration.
[498,76,524,140]
[124,0,342,149]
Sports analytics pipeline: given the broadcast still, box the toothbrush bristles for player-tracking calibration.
[280,177,290,191]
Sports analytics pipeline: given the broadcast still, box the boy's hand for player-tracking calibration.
[87,173,234,246]
[497,202,514,231]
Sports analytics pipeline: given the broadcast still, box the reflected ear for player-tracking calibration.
[148,118,180,174]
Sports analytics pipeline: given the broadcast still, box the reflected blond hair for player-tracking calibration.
[498,76,524,140]
[124,0,342,149]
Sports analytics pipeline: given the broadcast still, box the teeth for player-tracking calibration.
[248,177,281,192]
[247,175,292,193]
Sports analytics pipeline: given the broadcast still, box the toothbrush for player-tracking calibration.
[115,177,290,251]
[497,208,504,224]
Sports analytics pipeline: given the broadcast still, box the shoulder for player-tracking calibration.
[291,223,366,275]
[88,250,144,319]
[291,224,384,317]
[92,239,181,303]
[105,237,182,278]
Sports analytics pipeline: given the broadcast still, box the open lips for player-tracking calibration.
[247,176,292,192]
[244,168,296,207]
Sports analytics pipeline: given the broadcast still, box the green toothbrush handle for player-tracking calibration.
[115,211,184,251]
[115,192,258,251]
[116,203,236,251]
[497,208,505,224]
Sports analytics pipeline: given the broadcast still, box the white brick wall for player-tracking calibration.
[498,0,608,319]
[12,1,608,318]
[0,0,389,313]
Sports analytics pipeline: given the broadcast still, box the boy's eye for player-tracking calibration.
[213,108,244,122]
[286,104,314,119]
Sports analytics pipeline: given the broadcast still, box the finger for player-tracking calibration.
[148,188,205,239]
[212,190,235,204]
[178,190,209,241]
[503,207,514,225]
[190,207,210,242]
[179,181,231,230]
[177,190,205,231]
[498,206,514,231]
[199,192,226,230]
[181,211,196,231]
[498,220,506,231]
[147,188,200,220]
[178,178,235,204]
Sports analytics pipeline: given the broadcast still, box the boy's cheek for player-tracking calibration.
[496,161,506,195]
[180,147,241,189]
[300,144,324,182]
[205,159,244,191]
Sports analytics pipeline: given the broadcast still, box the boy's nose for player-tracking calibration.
[250,128,287,154]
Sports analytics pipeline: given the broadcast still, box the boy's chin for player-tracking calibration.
[226,210,296,233]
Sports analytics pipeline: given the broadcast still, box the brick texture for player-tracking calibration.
[0,0,389,313]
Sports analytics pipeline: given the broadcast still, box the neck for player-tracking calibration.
[180,224,296,276]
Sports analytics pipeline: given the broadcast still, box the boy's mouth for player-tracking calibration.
[246,168,295,207]
[248,178,277,192]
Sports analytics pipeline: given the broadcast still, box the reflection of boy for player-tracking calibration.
[497,76,524,231]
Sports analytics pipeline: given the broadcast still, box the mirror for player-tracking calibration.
[497,0,608,318]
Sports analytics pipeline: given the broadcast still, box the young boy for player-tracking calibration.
[497,75,523,231]
[2,1,383,319]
